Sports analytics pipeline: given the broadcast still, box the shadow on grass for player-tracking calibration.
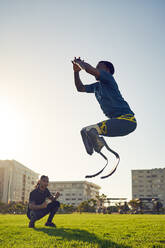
[35,227,131,248]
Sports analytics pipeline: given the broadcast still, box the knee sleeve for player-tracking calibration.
[82,124,102,135]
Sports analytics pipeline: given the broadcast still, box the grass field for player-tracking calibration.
[0,214,165,248]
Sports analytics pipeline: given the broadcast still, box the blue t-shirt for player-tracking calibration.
[84,70,134,118]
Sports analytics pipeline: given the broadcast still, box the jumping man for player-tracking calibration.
[72,57,137,178]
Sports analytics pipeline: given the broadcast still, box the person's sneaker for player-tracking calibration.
[87,128,106,153]
[45,222,56,227]
[81,128,94,155]
[29,221,35,228]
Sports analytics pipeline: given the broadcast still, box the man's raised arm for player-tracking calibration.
[74,71,86,92]
[72,58,85,92]
[73,58,100,79]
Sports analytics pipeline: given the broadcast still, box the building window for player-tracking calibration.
[65,184,72,189]
[57,188,63,191]
[72,183,81,187]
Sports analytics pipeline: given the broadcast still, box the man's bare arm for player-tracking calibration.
[48,192,60,201]
[29,201,47,210]
[74,71,85,92]
[72,59,85,92]
[74,59,100,79]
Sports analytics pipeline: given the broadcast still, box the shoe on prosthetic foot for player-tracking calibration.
[81,128,94,155]
[87,128,106,153]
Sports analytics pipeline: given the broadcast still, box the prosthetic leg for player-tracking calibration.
[81,125,120,179]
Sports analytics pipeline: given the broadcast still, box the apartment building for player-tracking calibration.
[132,168,165,206]
[0,160,39,203]
[48,181,101,206]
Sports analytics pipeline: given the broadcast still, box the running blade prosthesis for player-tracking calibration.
[81,128,120,179]
[85,142,120,179]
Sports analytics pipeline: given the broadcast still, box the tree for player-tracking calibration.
[77,201,89,213]
[0,201,8,214]
[115,202,122,213]
[152,200,163,214]
[115,201,130,214]
[128,199,141,212]
[0,201,28,214]
[8,202,27,214]
[107,205,118,214]
[60,203,76,213]
[77,199,97,213]
[95,193,107,208]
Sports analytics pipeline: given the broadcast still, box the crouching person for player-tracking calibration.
[27,175,60,228]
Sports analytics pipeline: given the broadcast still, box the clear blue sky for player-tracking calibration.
[0,0,165,199]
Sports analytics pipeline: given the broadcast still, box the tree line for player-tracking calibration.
[0,194,164,214]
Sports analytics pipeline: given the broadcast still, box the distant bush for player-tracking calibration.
[107,206,118,214]
[59,203,77,214]
[0,201,28,214]
[77,199,97,213]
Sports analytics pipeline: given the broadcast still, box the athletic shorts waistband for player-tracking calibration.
[115,114,136,123]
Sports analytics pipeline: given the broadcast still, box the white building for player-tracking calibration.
[132,168,165,206]
[48,181,101,206]
[0,160,39,203]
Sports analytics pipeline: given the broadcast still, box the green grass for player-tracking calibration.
[0,214,165,248]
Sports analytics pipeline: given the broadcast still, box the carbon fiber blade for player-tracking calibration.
[85,152,108,178]
[101,144,120,179]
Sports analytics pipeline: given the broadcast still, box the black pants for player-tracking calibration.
[27,201,60,223]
